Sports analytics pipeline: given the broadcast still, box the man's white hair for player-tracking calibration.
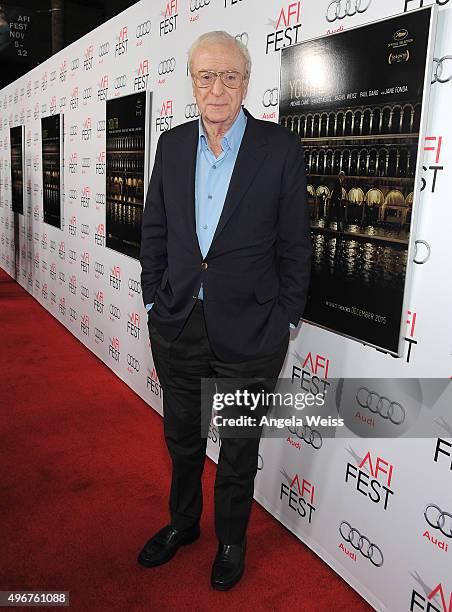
[188,31,251,77]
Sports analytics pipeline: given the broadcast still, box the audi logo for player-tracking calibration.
[128,278,141,293]
[185,103,200,119]
[127,353,140,372]
[114,75,127,89]
[326,0,372,23]
[158,58,176,75]
[234,32,249,46]
[95,262,104,275]
[413,239,431,265]
[98,42,110,57]
[432,55,452,84]
[136,20,151,38]
[263,87,279,107]
[190,0,210,11]
[82,87,92,99]
[69,189,77,199]
[71,58,79,70]
[356,387,405,425]
[424,504,452,538]
[109,304,121,318]
[339,521,384,567]
[288,424,323,449]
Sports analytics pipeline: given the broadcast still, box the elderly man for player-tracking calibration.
[139,31,311,590]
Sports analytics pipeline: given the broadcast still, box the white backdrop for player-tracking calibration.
[1,1,451,610]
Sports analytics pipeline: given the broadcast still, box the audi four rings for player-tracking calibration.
[136,21,151,38]
[424,504,452,538]
[432,56,452,84]
[185,103,200,119]
[356,387,406,425]
[190,0,210,11]
[339,521,384,567]
[288,424,323,449]
[234,32,249,46]
[326,0,372,22]
[262,88,278,107]
[158,58,176,75]
[413,239,431,265]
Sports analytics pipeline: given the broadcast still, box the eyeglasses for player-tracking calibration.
[193,70,246,89]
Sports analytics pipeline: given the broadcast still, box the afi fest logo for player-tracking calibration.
[96,151,105,175]
[60,59,67,82]
[291,349,331,395]
[94,223,105,247]
[404,0,450,12]
[68,215,77,236]
[160,0,178,36]
[134,59,149,91]
[70,86,79,110]
[156,100,173,131]
[115,26,128,56]
[110,265,121,290]
[84,44,94,71]
[81,314,90,336]
[82,117,92,141]
[345,448,395,511]
[266,2,301,54]
[80,251,90,274]
[109,337,120,362]
[410,580,452,612]
[98,75,109,101]
[81,186,91,208]
[279,468,316,524]
[94,290,104,314]
[147,367,162,399]
[127,312,141,340]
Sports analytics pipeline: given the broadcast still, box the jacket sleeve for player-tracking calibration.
[139,134,167,308]
[276,132,312,326]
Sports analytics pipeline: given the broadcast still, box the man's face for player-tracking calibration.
[191,42,248,129]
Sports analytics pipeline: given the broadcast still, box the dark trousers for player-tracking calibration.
[148,300,289,544]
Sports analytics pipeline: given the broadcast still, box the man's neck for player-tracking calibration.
[201,107,242,148]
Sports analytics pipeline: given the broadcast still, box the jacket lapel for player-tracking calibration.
[174,109,268,259]
[175,120,202,258]
[209,110,268,252]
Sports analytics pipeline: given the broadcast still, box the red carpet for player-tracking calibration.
[0,267,372,611]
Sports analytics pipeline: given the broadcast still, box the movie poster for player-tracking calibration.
[106,91,149,259]
[41,114,62,229]
[279,7,436,354]
[10,125,23,214]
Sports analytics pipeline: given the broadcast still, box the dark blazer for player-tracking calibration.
[140,107,311,362]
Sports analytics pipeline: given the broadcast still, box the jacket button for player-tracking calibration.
[201,262,208,270]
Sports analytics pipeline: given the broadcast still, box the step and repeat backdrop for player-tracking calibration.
[0,0,451,610]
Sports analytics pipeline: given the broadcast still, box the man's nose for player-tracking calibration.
[211,75,226,96]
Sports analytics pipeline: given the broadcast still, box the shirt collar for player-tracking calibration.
[198,106,247,154]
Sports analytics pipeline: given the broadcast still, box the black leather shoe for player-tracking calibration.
[138,524,200,568]
[211,539,246,591]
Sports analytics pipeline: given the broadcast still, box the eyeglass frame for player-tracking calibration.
[191,69,249,89]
